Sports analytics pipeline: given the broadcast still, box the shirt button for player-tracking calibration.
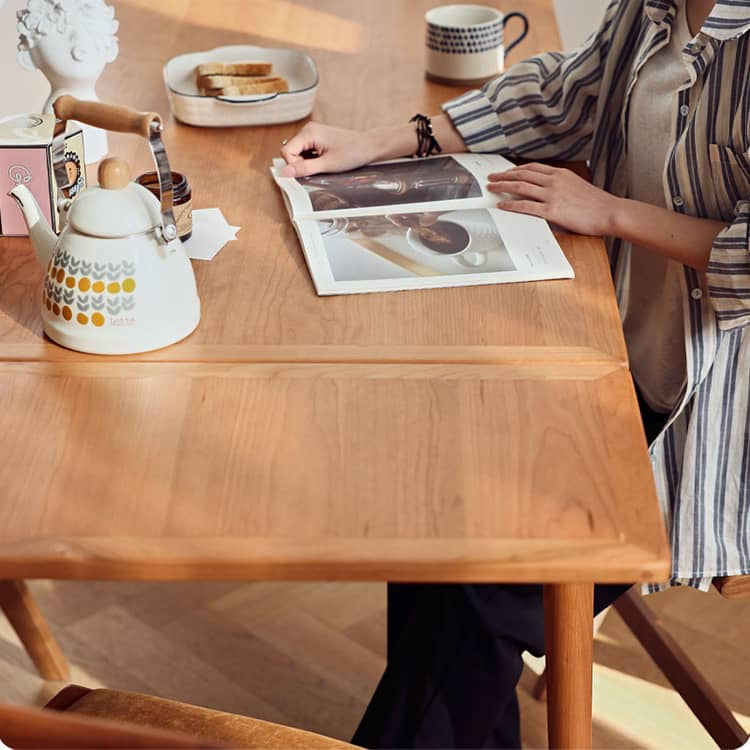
[673,195,685,207]
[691,288,703,300]
[679,104,690,117]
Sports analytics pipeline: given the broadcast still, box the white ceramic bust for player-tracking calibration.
[17,0,119,163]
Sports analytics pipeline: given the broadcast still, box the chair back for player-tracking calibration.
[0,702,221,749]
[714,575,750,600]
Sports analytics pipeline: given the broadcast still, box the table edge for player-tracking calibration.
[0,537,671,583]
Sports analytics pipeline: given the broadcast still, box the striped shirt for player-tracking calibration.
[443,0,750,590]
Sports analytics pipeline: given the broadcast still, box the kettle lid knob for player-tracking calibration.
[98,158,130,190]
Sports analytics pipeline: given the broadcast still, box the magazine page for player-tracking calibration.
[294,206,574,296]
[271,153,514,219]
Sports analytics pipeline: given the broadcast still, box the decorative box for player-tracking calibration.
[0,114,86,237]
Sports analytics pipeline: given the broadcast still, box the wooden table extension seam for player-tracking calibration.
[0,2,670,748]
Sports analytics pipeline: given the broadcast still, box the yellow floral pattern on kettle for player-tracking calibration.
[43,251,136,328]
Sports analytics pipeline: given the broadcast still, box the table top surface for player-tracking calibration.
[0,0,671,583]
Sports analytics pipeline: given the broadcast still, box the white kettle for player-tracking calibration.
[9,96,200,355]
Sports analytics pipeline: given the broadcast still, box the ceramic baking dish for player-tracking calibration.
[163,45,319,127]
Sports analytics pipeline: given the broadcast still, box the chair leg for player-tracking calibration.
[0,580,69,681]
[615,589,748,750]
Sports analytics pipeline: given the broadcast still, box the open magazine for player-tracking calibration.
[271,153,574,295]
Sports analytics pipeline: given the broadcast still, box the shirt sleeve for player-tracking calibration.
[441,0,620,161]
[705,200,750,331]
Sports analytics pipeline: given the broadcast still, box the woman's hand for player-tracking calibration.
[488,163,728,270]
[487,163,621,236]
[280,123,378,178]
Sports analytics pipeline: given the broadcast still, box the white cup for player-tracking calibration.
[425,4,529,85]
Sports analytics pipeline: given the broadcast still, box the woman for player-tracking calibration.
[281,0,750,747]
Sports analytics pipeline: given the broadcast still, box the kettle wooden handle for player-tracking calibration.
[53,96,161,139]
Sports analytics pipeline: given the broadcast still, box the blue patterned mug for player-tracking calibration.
[425,4,529,85]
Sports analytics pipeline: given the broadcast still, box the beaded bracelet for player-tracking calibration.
[410,113,442,158]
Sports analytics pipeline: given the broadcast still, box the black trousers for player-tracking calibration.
[351,384,669,750]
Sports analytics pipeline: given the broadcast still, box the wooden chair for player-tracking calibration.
[0,580,69,681]
[0,684,360,749]
[0,700,213,749]
[533,577,750,749]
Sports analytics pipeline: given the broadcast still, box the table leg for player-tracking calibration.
[0,580,69,681]
[543,582,594,749]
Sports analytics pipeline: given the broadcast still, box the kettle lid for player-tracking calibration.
[67,158,163,239]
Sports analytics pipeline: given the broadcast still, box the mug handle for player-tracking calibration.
[503,11,529,56]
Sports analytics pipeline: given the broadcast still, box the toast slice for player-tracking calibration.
[195,61,273,77]
[196,73,282,89]
[200,78,290,96]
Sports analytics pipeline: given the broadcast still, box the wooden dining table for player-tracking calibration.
[0,1,671,747]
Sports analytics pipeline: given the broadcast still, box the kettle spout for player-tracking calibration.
[9,184,57,268]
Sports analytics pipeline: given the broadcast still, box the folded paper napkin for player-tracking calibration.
[182,208,240,261]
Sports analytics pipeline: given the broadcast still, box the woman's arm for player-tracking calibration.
[441,0,625,161]
[488,163,728,271]
[612,200,727,271]
[280,115,466,178]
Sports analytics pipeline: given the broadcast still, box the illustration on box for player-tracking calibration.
[0,114,85,236]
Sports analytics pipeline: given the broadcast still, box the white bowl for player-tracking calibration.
[163,45,319,127]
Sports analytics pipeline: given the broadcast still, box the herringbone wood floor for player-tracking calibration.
[1,581,748,748]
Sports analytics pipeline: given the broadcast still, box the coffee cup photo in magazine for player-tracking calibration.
[318,209,514,281]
